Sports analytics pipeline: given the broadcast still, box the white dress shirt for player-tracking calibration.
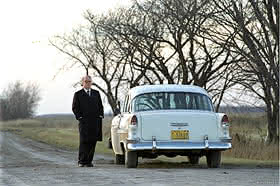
[84,88,91,96]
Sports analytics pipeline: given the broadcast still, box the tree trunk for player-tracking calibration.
[106,93,118,116]
[266,111,279,144]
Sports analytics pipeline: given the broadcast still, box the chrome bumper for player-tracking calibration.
[127,140,232,151]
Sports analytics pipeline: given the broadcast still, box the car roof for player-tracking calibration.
[129,84,210,99]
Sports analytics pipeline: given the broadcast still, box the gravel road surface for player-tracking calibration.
[0,132,278,186]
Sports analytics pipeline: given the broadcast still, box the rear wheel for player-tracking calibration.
[206,151,221,168]
[115,154,125,164]
[125,151,138,168]
[188,155,200,165]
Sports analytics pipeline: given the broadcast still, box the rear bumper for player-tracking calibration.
[127,140,232,151]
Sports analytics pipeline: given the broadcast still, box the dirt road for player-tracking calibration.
[0,132,278,186]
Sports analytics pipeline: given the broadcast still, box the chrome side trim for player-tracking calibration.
[170,123,189,127]
[127,141,232,151]
[220,138,232,143]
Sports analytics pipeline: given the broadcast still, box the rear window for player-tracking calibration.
[132,92,213,112]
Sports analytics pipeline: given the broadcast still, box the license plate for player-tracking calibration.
[171,130,189,140]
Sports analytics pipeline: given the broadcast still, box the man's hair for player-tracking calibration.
[82,75,92,81]
[81,75,92,85]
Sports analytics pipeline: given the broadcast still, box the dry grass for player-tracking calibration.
[223,113,279,161]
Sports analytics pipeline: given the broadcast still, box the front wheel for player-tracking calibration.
[206,151,221,168]
[125,151,138,168]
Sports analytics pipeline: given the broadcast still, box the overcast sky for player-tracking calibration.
[0,0,131,115]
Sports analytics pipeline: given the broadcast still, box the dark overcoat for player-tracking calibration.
[72,89,104,142]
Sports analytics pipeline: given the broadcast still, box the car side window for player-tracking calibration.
[122,95,128,113]
[123,95,131,113]
[126,95,131,113]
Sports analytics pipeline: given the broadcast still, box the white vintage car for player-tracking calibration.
[110,84,232,168]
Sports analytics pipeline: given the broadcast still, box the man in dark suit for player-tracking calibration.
[72,75,104,167]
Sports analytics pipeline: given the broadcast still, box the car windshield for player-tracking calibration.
[132,92,214,112]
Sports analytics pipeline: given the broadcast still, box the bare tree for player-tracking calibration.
[213,0,279,143]
[92,9,159,86]
[95,6,167,85]
[50,13,128,115]
[100,0,240,109]
[51,0,277,120]
[0,81,41,121]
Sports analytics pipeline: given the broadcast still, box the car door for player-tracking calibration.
[118,95,133,141]
[111,95,130,154]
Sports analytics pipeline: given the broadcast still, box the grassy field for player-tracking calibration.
[0,113,278,166]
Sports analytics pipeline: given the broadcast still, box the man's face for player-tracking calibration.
[82,77,92,89]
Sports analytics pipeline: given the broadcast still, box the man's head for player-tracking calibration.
[82,75,92,90]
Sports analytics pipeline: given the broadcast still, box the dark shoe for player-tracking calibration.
[85,163,94,167]
[78,163,85,167]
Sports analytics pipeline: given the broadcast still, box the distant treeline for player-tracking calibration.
[36,114,75,119]
[218,106,266,114]
[36,113,112,119]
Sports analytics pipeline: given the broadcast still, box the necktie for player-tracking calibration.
[87,90,90,96]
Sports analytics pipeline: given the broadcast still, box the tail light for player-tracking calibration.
[222,115,229,123]
[128,115,138,140]
[131,115,138,126]
[221,115,230,138]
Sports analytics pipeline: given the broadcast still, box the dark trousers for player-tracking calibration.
[78,140,97,164]
[78,121,98,165]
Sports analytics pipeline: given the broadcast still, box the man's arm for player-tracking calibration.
[97,92,104,118]
[72,92,83,120]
